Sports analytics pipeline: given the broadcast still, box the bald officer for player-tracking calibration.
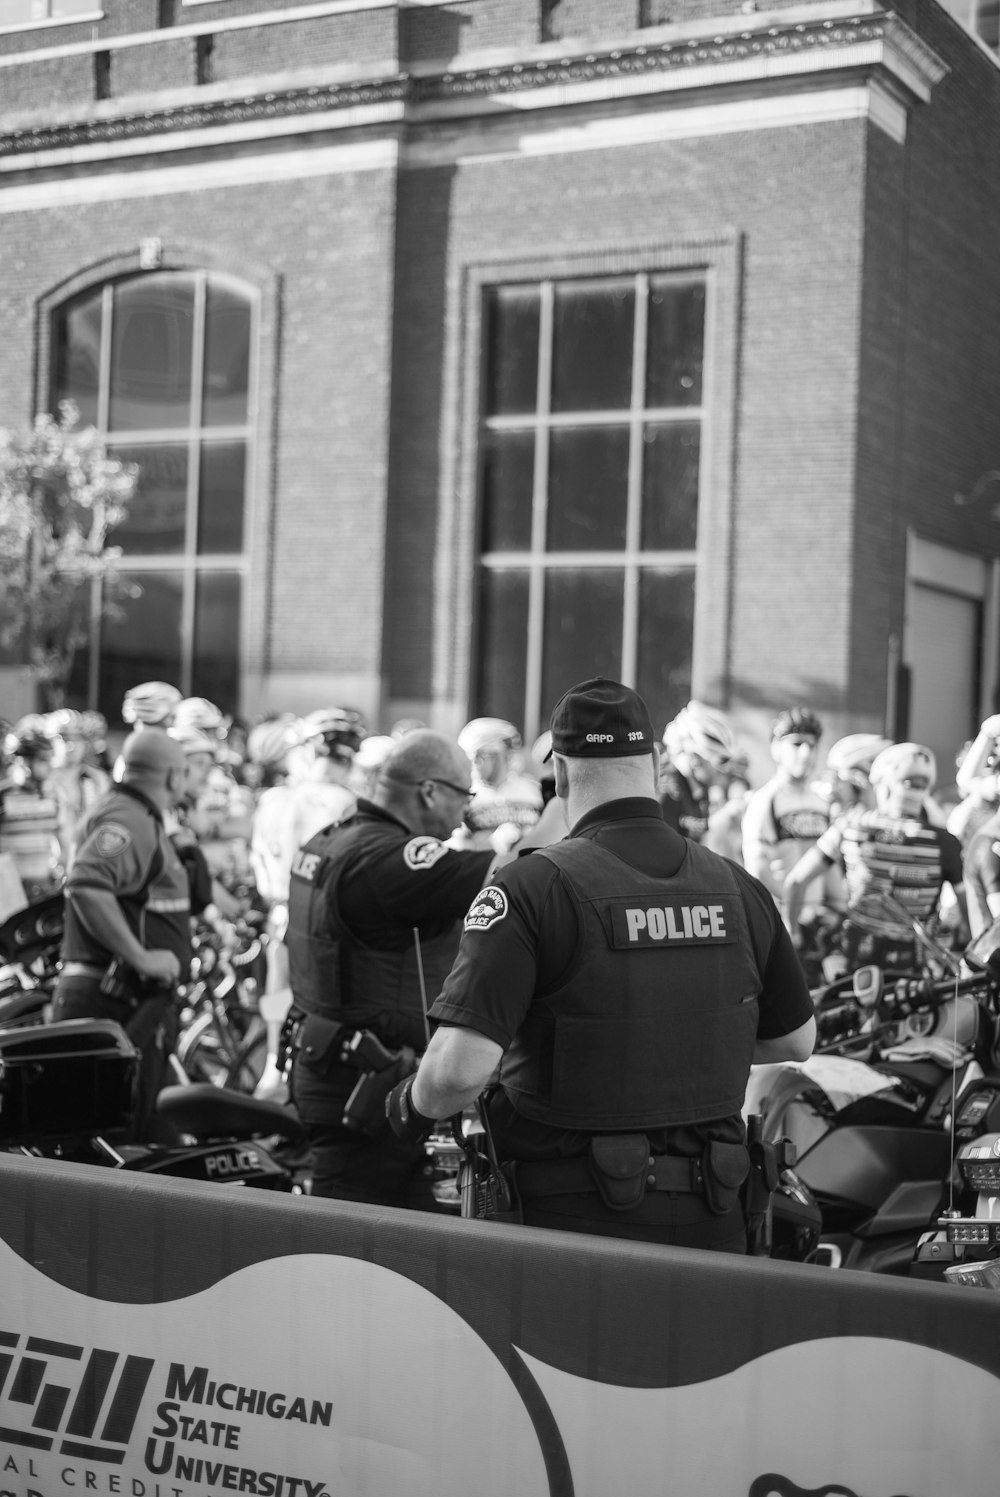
[389,679,815,1253]
[51,728,192,1140]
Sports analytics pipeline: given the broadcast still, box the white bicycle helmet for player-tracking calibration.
[246,716,302,769]
[172,696,226,737]
[825,733,894,780]
[300,707,366,755]
[869,741,937,792]
[168,724,218,757]
[663,701,738,771]
[458,718,521,757]
[122,681,182,727]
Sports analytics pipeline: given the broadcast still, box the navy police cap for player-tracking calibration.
[545,677,655,761]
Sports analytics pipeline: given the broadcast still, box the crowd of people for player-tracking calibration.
[1,677,998,1249]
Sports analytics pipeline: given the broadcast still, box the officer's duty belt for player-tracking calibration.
[514,1152,705,1198]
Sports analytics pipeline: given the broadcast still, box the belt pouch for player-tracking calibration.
[298,1013,345,1075]
[588,1134,649,1211]
[703,1140,750,1215]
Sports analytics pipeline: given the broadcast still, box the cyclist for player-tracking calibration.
[659,700,739,841]
[454,717,542,853]
[44,708,111,867]
[783,742,967,970]
[949,713,1000,853]
[741,709,829,902]
[121,680,183,732]
[817,733,893,819]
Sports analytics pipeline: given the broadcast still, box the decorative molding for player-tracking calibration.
[0,12,947,162]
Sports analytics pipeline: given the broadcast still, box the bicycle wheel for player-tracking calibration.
[176,1010,233,1088]
[224,1019,269,1094]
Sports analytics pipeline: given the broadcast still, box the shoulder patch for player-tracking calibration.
[403,836,449,871]
[465,886,509,932]
[94,823,133,857]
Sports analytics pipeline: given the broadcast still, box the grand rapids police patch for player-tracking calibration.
[403,836,449,870]
[94,823,132,857]
[465,886,508,932]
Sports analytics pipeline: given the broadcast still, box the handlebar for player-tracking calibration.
[814,967,998,1051]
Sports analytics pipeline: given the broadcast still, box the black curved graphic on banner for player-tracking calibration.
[747,1480,912,1497]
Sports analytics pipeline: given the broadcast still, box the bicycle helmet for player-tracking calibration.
[771,707,823,742]
[168,724,219,758]
[300,707,366,756]
[458,718,522,757]
[824,734,893,779]
[79,711,109,749]
[121,681,182,726]
[246,716,302,768]
[6,715,55,761]
[172,697,227,737]
[45,708,86,740]
[869,741,937,792]
[662,701,738,771]
[353,734,396,772]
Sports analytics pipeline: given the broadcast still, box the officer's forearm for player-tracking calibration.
[410,1025,504,1119]
[69,887,150,969]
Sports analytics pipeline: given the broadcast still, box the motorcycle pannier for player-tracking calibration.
[0,1019,139,1142]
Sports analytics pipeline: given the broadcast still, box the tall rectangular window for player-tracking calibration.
[474,273,705,741]
[51,270,254,719]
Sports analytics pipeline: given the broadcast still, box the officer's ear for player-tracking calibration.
[553,754,569,801]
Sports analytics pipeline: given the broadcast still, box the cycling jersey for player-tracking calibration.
[815,806,963,933]
[963,808,1000,939]
[658,765,710,841]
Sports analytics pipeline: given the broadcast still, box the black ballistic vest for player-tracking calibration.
[499,837,763,1130]
[285,817,463,1050]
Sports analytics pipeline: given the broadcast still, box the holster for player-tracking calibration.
[702,1139,750,1216]
[587,1133,649,1211]
[296,1012,346,1075]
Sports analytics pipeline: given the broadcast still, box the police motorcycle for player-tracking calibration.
[0,898,309,1191]
[908,913,1000,1286]
[0,891,64,1029]
[746,894,1000,1273]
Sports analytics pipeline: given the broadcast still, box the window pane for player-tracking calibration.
[481,429,534,552]
[551,282,634,412]
[547,427,629,551]
[52,289,102,426]
[197,441,245,554]
[636,569,695,737]
[203,282,251,427]
[110,443,188,555]
[475,568,529,727]
[646,279,705,408]
[98,571,184,724]
[541,569,624,715]
[193,571,241,714]
[109,275,195,432]
[641,423,700,550]
[483,287,540,417]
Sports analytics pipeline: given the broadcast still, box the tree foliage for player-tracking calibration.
[0,402,137,707]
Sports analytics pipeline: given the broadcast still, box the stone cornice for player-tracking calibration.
[0,11,947,162]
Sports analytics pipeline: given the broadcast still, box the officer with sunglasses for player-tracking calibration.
[285,729,513,1207]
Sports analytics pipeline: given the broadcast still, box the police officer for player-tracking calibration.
[285,729,504,1208]
[50,729,192,1142]
[387,679,815,1252]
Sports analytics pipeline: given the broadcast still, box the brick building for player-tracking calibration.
[0,0,998,776]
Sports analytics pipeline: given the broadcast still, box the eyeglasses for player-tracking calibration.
[392,776,473,802]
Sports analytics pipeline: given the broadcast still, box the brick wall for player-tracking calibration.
[211,10,398,79]
[0,52,95,114]
[112,36,198,95]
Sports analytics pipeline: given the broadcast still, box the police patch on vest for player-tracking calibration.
[403,836,449,870]
[465,886,508,931]
[94,823,132,857]
[607,894,739,947]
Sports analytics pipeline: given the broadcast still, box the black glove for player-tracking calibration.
[385,1074,436,1145]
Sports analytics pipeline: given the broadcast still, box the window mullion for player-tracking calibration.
[622,273,648,687]
[181,272,208,696]
[89,284,115,707]
[524,280,554,743]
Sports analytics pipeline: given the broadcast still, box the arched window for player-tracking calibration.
[51,270,255,719]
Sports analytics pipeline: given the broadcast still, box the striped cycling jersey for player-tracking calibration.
[816,806,963,933]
